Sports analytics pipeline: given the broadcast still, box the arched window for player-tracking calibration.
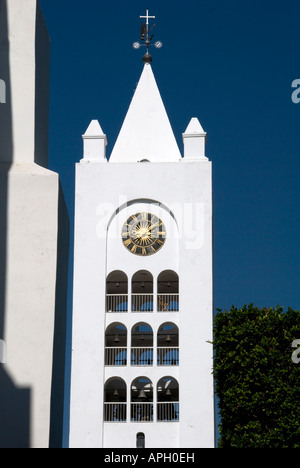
[131,377,153,422]
[105,323,127,366]
[157,322,179,366]
[132,270,153,312]
[104,377,127,422]
[136,432,145,448]
[157,377,179,422]
[157,271,179,312]
[106,271,128,312]
[131,322,153,366]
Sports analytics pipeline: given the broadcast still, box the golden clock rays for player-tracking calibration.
[121,212,166,256]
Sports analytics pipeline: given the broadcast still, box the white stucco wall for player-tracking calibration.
[0,0,68,448]
[1,164,62,448]
[0,0,50,167]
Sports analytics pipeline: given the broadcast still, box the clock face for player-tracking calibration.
[121,212,166,256]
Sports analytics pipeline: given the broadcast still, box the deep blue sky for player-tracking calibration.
[39,0,300,313]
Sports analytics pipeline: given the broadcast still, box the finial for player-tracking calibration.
[133,9,163,63]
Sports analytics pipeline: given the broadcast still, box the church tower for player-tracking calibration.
[0,0,69,448]
[69,11,214,449]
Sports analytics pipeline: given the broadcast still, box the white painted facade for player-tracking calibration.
[70,63,214,448]
[0,0,69,448]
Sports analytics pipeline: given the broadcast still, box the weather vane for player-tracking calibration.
[133,9,163,63]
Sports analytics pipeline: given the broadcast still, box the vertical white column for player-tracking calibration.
[0,0,69,449]
[81,120,107,163]
[0,0,50,166]
[182,118,208,162]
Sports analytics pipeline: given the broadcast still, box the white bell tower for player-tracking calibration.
[69,11,214,449]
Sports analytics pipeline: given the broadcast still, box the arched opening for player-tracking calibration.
[132,270,153,312]
[136,432,145,448]
[131,377,153,422]
[104,377,127,422]
[106,271,128,312]
[105,323,127,366]
[131,322,153,366]
[157,322,179,366]
[157,377,179,422]
[157,270,179,312]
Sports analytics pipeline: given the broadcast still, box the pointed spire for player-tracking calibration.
[182,118,208,162]
[81,120,107,163]
[109,64,182,163]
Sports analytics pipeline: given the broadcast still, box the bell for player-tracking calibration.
[113,389,119,400]
[138,389,147,400]
[165,388,172,397]
[165,334,172,344]
[113,334,120,344]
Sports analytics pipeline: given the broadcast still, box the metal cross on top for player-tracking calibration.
[140,9,155,26]
[133,9,162,63]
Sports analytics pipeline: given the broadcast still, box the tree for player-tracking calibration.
[213,304,300,448]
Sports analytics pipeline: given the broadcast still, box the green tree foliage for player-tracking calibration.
[214,304,300,448]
